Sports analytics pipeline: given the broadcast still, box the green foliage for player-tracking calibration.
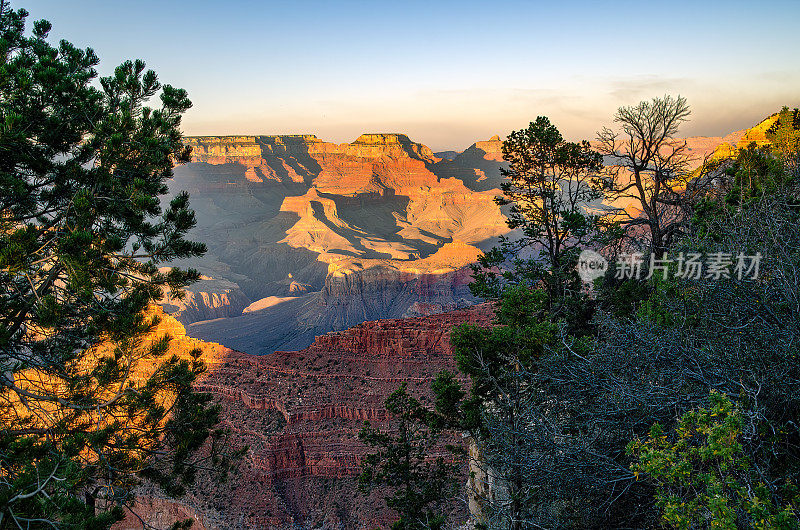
[594,273,650,318]
[0,5,234,527]
[451,285,559,529]
[498,117,603,257]
[692,134,795,244]
[629,392,799,529]
[359,382,460,530]
[471,117,602,330]
[634,273,704,329]
[453,103,800,529]
[766,106,800,176]
[430,370,465,428]
[454,285,555,405]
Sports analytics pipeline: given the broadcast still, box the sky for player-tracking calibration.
[21,0,800,151]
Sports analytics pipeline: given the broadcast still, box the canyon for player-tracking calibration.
[163,132,508,354]
[115,304,494,529]
[123,122,771,529]
[164,128,746,355]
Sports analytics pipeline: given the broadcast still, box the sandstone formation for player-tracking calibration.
[161,274,253,324]
[704,114,780,161]
[116,305,494,529]
[168,133,510,352]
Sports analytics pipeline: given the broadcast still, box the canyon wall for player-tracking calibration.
[165,132,510,351]
[184,263,479,354]
[116,304,493,529]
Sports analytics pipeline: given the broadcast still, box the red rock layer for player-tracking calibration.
[116,304,493,529]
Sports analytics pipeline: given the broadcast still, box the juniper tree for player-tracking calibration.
[629,392,799,529]
[0,4,231,527]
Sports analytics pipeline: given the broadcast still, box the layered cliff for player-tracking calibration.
[433,134,506,191]
[704,114,780,161]
[167,132,509,352]
[195,304,492,529]
[183,132,438,190]
[180,132,506,272]
[117,305,494,529]
[161,275,253,324]
[185,264,479,354]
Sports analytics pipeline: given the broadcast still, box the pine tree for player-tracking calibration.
[0,4,230,527]
[471,117,602,329]
[359,379,462,530]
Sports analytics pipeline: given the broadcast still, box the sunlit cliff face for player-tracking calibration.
[181,133,509,276]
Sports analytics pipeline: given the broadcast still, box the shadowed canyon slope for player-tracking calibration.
[166,128,749,354]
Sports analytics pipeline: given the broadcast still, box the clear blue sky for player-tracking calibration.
[21,0,800,151]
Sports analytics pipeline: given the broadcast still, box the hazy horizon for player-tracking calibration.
[22,0,800,151]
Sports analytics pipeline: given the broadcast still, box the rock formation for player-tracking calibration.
[161,274,253,324]
[167,133,509,352]
[115,304,494,530]
[433,134,506,191]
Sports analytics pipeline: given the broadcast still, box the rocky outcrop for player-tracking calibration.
[196,305,491,528]
[433,134,506,191]
[288,280,312,293]
[186,135,325,184]
[704,114,780,161]
[348,133,437,161]
[161,276,252,324]
[167,132,508,353]
[184,133,439,190]
[120,305,493,529]
[318,264,478,328]
[307,309,472,358]
[115,496,212,530]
